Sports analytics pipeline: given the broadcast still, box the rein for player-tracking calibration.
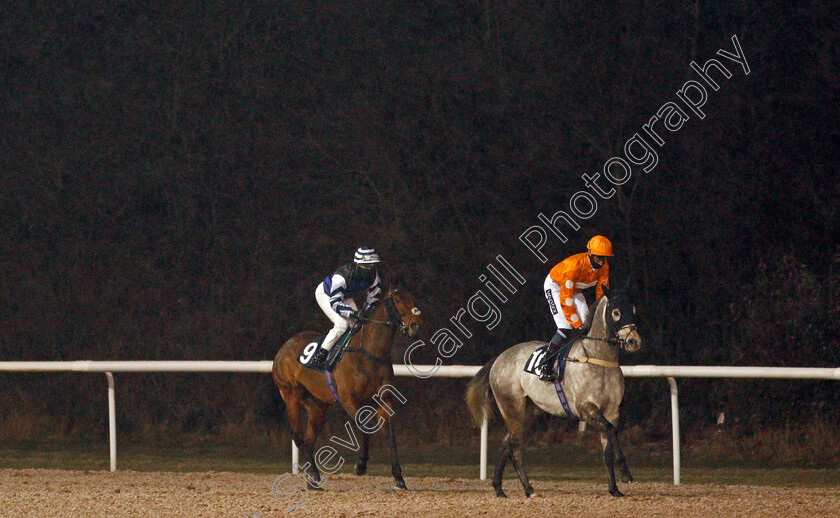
[583,335,633,351]
[354,295,401,328]
[562,316,637,368]
[343,293,407,366]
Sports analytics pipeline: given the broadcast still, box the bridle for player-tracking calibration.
[344,290,421,365]
[580,299,638,351]
[581,330,635,351]
[356,289,421,335]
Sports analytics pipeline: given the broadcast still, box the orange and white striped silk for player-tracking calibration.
[548,252,609,328]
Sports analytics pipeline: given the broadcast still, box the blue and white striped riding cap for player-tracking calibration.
[353,247,380,264]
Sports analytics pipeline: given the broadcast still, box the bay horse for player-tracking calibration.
[272,288,422,490]
[466,289,642,497]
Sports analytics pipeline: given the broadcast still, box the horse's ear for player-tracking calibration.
[601,284,611,298]
[622,273,634,292]
[386,271,404,292]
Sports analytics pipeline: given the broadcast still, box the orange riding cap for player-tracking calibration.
[548,252,610,328]
[587,235,613,256]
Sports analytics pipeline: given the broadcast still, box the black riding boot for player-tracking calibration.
[538,330,569,381]
[310,347,329,369]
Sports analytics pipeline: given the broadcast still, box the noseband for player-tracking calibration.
[344,292,420,366]
[588,301,637,351]
[613,324,638,351]
[358,291,420,335]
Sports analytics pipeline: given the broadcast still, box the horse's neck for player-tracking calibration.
[355,303,396,356]
[579,298,617,361]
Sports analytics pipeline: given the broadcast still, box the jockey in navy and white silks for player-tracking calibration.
[310,247,382,368]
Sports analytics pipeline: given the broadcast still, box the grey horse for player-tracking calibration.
[466,290,642,497]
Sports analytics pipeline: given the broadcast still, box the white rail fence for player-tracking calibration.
[1,361,838,485]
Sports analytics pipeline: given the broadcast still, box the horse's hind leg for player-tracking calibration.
[302,398,328,449]
[508,435,536,498]
[280,388,323,490]
[492,435,511,498]
[301,398,330,488]
[579,402,622,497]
[496,395,535,498]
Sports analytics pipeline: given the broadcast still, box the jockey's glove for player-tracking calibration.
[335,304,355,318]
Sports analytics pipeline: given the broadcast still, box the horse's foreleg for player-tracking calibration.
[492,435,511,498]
[598,432,620,496]
[579,402,622,497]
[613,431,633,483]
[340,396,371,477]
[354,431,370,476]
[379,406,406,490]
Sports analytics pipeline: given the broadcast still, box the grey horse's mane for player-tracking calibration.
[580,295,608,333]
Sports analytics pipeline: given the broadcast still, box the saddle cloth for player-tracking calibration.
[523,343,573,380]
[297,325,361,371]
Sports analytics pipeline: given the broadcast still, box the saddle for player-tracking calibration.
[298,324,362,371]
[523,342,575,380]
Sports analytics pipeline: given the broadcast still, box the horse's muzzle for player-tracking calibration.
[401,320,421,337]
[408,322,420,337]
[618,325,642,352]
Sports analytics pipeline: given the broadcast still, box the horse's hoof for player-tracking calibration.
[620,472,634,484]
[493,484,507,498]
[524,486,536,498]
[609,488,625,498]
[354,462,367,476]
[393,480,407,490]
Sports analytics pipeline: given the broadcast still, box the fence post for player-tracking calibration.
[105,372,117,472]
[480,415,488,480]
[667,376,680,485]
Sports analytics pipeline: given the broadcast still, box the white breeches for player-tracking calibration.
[315,283,358,351]
[543,276,588,331]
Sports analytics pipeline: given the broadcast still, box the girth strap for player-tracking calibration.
[565,356,620,368]
[343,346,392,366]
[552,355,576,418]
[324,370,341,404]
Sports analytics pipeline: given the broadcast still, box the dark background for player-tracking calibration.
[1,2,838,443]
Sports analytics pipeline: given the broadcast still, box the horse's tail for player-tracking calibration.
[465,358,496,428]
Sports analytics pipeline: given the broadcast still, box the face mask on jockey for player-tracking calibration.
[589,254,607,270]
[355,263,376,280]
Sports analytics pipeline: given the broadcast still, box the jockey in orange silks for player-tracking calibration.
[538,235,612,381]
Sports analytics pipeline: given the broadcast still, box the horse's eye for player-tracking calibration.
[611,309,621,321]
